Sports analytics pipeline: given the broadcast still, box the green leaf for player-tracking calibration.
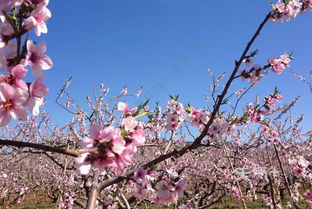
[120,127,128,137]
[185,102,192,114]
[219,111,226,115]
[132,110,153,119]
[12,8,18,17]
[131,99,150,118]
[4,12,18,32]
[241,112,248,122]
[169,95,179,101]
[222,99,229,105]
[283,0,291,6]
[137,99,150,112]
[250,49,258,57]
[288,51,295,60]
[270,2,276,10]
[227,116,234,122]
[274,87,280,95]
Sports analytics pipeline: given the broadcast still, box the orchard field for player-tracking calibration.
[0,0,312,209]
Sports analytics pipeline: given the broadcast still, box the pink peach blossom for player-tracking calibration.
[23,3,51,36]
[117,102,135,115]
[130,124,146,145]
[24,77,49,115]
[0,64,28,91]
[134,167,147,181]
[155,180,172,200]
[26,40,53,78]
[0,83,28,126]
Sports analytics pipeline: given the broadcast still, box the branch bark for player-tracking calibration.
[0,139,80,157]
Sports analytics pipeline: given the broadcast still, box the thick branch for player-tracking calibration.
[86,185,99,209]
[0,139,80,157]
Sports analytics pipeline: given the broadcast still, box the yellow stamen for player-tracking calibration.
[5,75,15,85]
[3,100,13,110]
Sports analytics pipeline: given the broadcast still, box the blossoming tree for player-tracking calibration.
[0,0,311,208]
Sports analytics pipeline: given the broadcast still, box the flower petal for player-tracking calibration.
[41,55,53,70]
[0,109,11,127]
[10,105,27,120]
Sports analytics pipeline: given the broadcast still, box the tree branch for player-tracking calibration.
[0,139,80,157]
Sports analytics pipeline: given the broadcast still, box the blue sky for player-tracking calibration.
[35,0,312,130]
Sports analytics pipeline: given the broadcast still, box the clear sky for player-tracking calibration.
[36,0,312,130]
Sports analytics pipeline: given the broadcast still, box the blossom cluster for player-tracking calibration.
[188,107,235,141]
[261,125,281,143]
[304,190,312,205]
[77,102,146,175]
[129,168,186,206]
[0,0,52,126]
[240,53,291,86]
[188,107,209,131]
[230,186,242,200]
[154,178,185,205]
[271,0,312,22]
[268,53,292,74]
[245,92,282,123]
[240,64,265,85]
[165,99,185,131]
[262,194,282,209]
[60,192,76,209]
[288,155,310,177]
[207,119,230,141]
[127,167,155,200]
